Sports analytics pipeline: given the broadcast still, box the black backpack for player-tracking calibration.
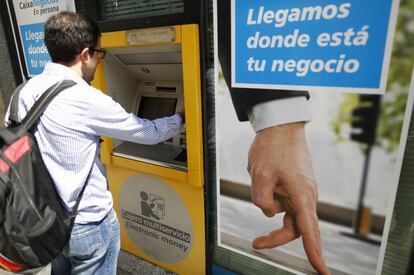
[0,80,89,273]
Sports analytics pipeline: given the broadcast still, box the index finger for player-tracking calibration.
[296,210,330,275]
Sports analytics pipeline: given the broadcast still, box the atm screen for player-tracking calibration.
[137,97,177,120]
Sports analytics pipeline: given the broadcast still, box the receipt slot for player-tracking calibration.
[91,25,205,274]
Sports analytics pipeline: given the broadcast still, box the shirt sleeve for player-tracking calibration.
[247,97,311,132]
[83,90,183,145]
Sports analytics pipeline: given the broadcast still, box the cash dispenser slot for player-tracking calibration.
[103,45,187,170]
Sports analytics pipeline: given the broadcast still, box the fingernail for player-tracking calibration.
[252,241,264,249]
[262,210,274,217]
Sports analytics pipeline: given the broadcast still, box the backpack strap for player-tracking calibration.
[20,80,77,131]
[8,81,29,126]
[67,142,100,224]
[19,79,89,222]
[68,166,94,223]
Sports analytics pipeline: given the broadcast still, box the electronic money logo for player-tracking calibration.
[140,191,166,220]
[119,174,194,263]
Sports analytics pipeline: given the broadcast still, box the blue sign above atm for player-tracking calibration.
[7,0,75,78]
[231,0,400,94]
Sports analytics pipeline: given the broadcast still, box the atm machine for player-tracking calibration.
[91,25,205,274]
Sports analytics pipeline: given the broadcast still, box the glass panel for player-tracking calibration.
[75,0,86,15]
[98,0,184,21]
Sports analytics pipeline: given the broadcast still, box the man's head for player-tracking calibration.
[45,11,100,63]
[45,11,103,82]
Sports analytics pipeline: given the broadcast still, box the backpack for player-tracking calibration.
[0,80,89,273]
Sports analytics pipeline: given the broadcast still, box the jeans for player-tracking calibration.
[51,209,120,275]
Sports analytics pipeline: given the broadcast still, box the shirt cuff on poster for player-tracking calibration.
[247,97,311,132]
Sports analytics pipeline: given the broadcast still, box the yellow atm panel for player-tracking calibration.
[91,25,205,275]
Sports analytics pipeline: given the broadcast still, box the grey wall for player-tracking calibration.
[0,11,18,123]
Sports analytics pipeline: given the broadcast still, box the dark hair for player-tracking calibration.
[44,11,100,63]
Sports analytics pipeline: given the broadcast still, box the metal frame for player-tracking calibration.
[2,0,28,82]
[82,2,213,273]
[81,0,201,32]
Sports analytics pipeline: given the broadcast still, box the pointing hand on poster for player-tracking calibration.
[248,122,330,275]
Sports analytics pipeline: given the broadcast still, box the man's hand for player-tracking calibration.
[247,122,330,275]
[177,111,185,123]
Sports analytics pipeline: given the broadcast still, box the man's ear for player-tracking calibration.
[79,48,90,63]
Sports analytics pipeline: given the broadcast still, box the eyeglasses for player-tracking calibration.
[89,48,106,59]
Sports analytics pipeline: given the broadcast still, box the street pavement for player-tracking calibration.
[220,195,382,275]
[0,251,174,275]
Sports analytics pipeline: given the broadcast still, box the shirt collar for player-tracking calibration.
[43,62,88,85]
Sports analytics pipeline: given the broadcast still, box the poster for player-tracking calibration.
[231,0,399,94]
[7,0,76,77]
[216,0,414,274]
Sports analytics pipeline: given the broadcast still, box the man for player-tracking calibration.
[218,1,329,274]
[5,11,183,274]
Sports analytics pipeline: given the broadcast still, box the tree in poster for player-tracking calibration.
[332,0,414,152]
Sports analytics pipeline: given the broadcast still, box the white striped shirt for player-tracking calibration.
[4,63,182,224]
